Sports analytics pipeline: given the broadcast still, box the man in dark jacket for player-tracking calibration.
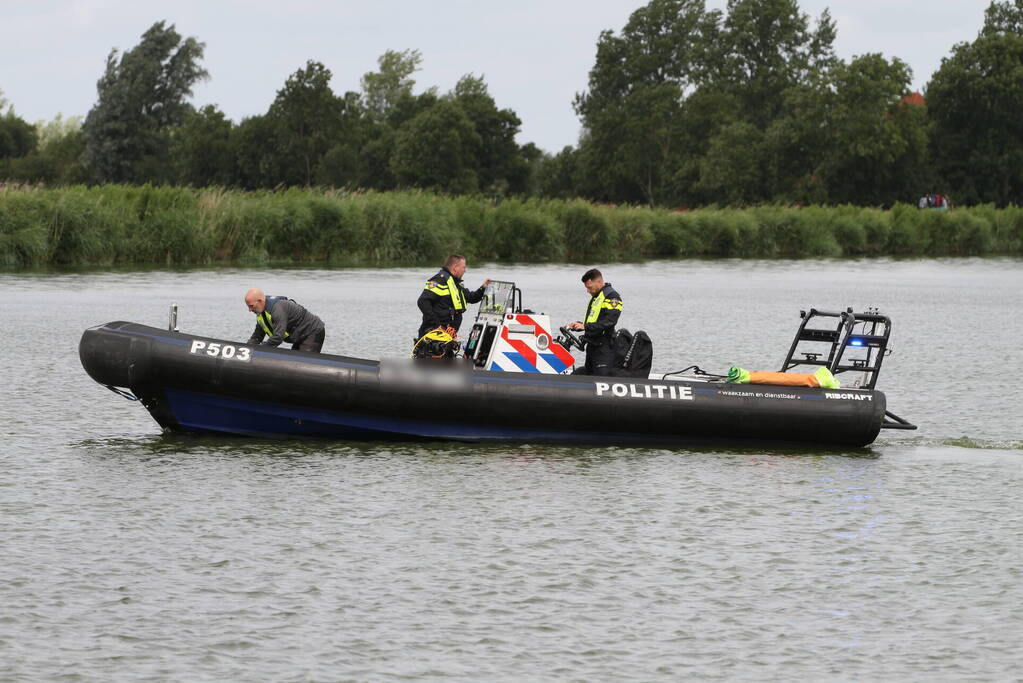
[416,254,491,339]
[565,268,623,376]
[244,288,326,352]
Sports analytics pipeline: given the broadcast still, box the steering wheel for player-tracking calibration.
[558,326,586,351]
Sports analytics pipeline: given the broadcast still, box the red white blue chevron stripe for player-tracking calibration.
[489,314,575,374]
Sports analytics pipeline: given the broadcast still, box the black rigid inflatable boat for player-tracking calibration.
[78,299,915,447]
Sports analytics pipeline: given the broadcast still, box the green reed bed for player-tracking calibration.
[1,184,1021,268]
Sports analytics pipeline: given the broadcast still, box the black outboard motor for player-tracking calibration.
[610,329,653,378]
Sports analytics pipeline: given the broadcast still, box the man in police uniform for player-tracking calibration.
[416,254,491,340]
[244,288,326,352]
[565,268,622,376]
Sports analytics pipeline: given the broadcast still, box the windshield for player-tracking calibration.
[478,280,516,315]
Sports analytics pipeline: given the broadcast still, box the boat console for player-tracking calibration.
[463,280,576,374]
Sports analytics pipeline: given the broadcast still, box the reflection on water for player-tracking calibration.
[3,259,1021,680]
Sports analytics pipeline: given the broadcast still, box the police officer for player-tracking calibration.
[244,288,326,352]
[416,254,491,339]
[565,268,622,376]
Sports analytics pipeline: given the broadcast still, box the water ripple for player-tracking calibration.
[3,261,1022,680]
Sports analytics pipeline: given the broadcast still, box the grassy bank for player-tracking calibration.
[1,184,1021,268]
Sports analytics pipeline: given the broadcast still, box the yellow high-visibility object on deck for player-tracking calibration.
[727,366,840,389]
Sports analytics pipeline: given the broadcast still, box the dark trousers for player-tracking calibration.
[583,339,616,376]
[292,327,325,353]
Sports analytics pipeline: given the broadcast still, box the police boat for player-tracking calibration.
[78,281,915,447]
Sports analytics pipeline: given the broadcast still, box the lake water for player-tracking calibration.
[2,259,1021,680]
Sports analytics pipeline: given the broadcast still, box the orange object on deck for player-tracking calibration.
[748,371,821,387]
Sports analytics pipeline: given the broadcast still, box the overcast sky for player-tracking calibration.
[1,0,995,153]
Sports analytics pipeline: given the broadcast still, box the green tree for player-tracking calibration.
[0,91,38,160]
[535,147,582,199]
[518,142,545,196]
[316,141,361,187]
[982,0,1023,34]
[232,114,282,189]
[267,60,346,186]
[819,54,930,205]
[390,100,481,193]
[358,130,398,190]
[756,52,930,206]
[81,21,208,183]
[316,92,370,188]
[1,113,88,184]
[755,71,831,203]
[718,0,837,128]
[35,113,82,147]
[356,89,441,190]
[353,50,442,189]
[574,0,723,206]
[386,90,439,129]
[361,49,423,121]
[0,110,37,159]
[696,121,765,204]
[450,74,529,195]
[927,0,1023,204]
[170,104,235,186]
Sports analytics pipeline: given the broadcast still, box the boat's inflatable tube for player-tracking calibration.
[79,322,886,447]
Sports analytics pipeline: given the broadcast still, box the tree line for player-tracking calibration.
[1,0,1022,208]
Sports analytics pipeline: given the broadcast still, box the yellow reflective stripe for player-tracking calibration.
[258,310,289,339]
[258,311,273,337]
[424,275,464,310]
[601,298,622,311]
[424,282,450,294]
[585,291,605,324]
[445,276,465,311]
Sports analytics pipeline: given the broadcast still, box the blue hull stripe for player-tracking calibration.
[164,388,667,443]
